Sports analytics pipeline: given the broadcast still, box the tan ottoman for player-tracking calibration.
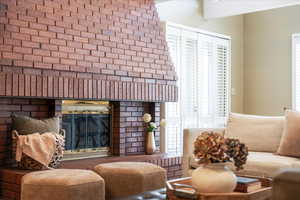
[94,162,166,199]
[21,169,105,200]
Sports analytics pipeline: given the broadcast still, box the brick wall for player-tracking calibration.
[0,98,53,166]
[112,101,160,156]
[0,0,178,102]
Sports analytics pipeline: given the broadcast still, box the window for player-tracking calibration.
[164,23,231,154]
[292,34,300,111]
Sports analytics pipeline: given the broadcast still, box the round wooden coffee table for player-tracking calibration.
[166,176,272,200]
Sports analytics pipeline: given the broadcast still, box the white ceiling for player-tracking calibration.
[203,0,300,18]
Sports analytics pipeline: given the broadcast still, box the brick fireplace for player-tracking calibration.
[0,0,182,198]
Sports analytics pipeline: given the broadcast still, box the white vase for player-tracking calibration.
[146,132,156,154]
[191,163,237,193]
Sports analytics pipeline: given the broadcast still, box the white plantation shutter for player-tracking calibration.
[165,23,231,154]
[181,30,198,128]
[215,39,230,127]
[198,35,214,127]
[292,34,300,111]
[165,27,182,153]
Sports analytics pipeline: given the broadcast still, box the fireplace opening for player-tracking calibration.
[61,100,112,160]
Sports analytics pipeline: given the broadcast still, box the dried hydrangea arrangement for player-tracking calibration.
[193,132,248,170]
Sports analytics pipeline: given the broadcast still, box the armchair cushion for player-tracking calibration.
[277,110,300,158]
[225,113,284,152]
[190,152,300,177]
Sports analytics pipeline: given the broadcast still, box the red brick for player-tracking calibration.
[50,38,66,46]
[33,49,50,56]
[53,64,69,71]
[38,17,55,25]
[34,62,52,69]
[56,21,72,29]
[74,36,88,43]
[65,29,80,36]
[14,60,33,67]
[24,54,42,62]
[39,31,56,38]
[22,41,40,48]
[83,43,97,50]
[72,24,87,31]
[81,32,95,39]
[20,27,38,35]
[43,56,59,64]
[31,36,49,43]
[59,46,74,53]
[75,49,90,55]
[48,26,65,33]
[57,33,73,41]
[5,24,20,32]
[85,55,99,62]
[68,41,82,48]
[29,22,48,31]
[9,19,28,27]
[36,5,54,13]
[51,51,68,58]
[2,52,22,60]
[41,44,58,51]
[12,32,30,41]
[61,58,76,65]
[69,53,83,60]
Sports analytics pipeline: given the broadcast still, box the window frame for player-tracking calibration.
[292,34,300,110]
[162,22,232,154]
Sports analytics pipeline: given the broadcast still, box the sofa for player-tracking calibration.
[183,113,300,178]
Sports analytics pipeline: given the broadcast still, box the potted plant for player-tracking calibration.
[143,113,166,154]
[192,131,248,193]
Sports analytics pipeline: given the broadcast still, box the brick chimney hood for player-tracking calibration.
[0,0,177,102]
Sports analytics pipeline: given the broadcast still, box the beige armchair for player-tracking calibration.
[272,168,300,200]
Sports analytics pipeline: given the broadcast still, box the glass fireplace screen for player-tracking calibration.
[61,100,111,158]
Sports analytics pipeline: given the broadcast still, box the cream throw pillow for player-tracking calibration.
[277,110,300,157]
[225,113,284,153]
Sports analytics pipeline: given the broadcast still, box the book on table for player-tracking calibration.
[234,177,262,193]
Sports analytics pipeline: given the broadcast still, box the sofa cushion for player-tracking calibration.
[277,110,300,158]
[190,152,300,177]
[225,113,284,152]
[12,114,60,135]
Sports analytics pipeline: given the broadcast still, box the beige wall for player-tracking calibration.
[244,5,300,115]
[156,0,244,113]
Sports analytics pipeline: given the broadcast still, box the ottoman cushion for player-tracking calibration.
[22,169,105,200]
[94,162,166,199]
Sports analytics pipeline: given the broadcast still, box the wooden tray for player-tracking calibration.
[166,176,272,200]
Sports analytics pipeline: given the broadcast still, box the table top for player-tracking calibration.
[166,176,272,200]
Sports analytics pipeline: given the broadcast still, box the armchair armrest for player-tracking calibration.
[272,168,300,200]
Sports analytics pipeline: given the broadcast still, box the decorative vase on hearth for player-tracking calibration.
[146,132,156,154]
[191,163,237,193]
